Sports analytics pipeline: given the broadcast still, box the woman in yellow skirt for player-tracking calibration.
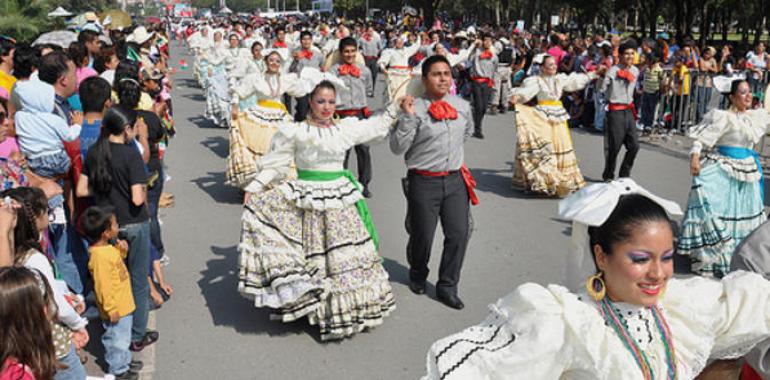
[227,50,340,189]
[509,54,604,197]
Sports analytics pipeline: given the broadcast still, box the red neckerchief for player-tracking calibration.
[616,68,636,82]
[338,63,361,78]
[299,49,313,60]
[428,100,458,121]
[273,40,287,48]
[479,50,493,60]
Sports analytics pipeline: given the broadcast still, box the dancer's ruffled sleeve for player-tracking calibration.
[662,272,770,373]
[510,76,540,103]
[559,72,597,92]
[282,67,349,97]
[688,109,729,154]
[423,284,575,380]
[338,102,400,147]
[231,74,270,102]
[244,124,297,192]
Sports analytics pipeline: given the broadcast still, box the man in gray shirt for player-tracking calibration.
[330,37,375,197]
[358,25,381,97]
[600,40,640,181]
[390,55,475,310]
[468,34,498,139]
[290,30,325,121]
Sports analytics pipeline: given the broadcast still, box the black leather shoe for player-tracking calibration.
[115,371,139,380]
[472,131,485,139]
[129,330,159,352]
[437,293,465,310]
[362,187,372,198]
[408,281,426,295]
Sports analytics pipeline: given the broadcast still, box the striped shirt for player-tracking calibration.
[642,65,663,93]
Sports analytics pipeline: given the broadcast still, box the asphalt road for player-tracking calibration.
[151,44,695,380]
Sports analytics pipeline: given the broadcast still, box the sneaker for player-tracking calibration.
[114,371,139,380]
[129,360,144,372]
[159,254,171,267]
[129,330,159,352]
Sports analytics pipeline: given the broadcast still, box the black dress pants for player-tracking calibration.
[340,109,373,188]
[294,95,310,122]
[406,171,470,295]
[471,81,492,133]
[365,57,378,94]
[602,108,639,180]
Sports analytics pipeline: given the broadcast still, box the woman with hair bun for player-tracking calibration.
[678,79,770,278]
[422,179,770,379]
[237,80,409,340]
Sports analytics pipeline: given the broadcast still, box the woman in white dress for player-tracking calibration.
[423,178,770,379]
[238,81,408,340]
[509,54,603,197]
[678,79,770,278]
[203,31,231,128]
[377,35,422,102]
[226,50,326,188]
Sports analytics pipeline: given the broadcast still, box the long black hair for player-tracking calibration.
[86,105,136,195]
[588,194,671,257]
[1,187,47,262]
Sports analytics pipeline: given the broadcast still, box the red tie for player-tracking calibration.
[338,64,361,78]
[428,100,458,121]
[299,50,313,60]
[273,41,287,48]
[479,50,493,60]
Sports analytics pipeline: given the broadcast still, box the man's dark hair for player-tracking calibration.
[421,55,451,77]
[300,31,312,40]
[12,43,39,79]
[0,38,14,58]
[339,37,357,51]
[80,206,115,242]
[79,76,112,113]
[78,30,99,45]
[37,51,72,85]
[93,46,116,73]
[619,39,638,54]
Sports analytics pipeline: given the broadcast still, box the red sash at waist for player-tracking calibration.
[608,103,638,120]
[411,164,479,205]
[471,76,494,88]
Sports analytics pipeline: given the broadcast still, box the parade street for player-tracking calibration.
[145,45,700,380]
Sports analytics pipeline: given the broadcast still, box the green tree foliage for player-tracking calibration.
[0,0,54,41]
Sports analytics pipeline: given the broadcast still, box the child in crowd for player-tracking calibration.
[0,266,59,380]
[82,205,142,380]
[79,76,112,161]
[5,186,89,379]
[12,79,82,179]
[640,52,663,133]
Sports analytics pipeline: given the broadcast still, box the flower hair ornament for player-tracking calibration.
[557,178,683,292]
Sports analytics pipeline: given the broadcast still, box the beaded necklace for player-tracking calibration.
[597,298,677,380]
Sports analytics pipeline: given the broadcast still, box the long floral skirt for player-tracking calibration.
[238,178,395,340]
[512,104,585,197]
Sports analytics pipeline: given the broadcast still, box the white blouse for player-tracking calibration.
[423,271,770,380]
[247,104,400,191]
[689,108,770,154]
[378,40,422,71]
[512,73,597,104]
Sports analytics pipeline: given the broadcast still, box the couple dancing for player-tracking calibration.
[235,55,477,340]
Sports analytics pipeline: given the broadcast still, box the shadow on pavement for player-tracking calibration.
[191,171,242,204]
[471,166,541,199]
[198,245,321,341]
[200,136,229,159]
[187,115,223,130]
[182,93,205,102]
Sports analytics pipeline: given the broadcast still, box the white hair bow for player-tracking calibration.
[557,178,683,290]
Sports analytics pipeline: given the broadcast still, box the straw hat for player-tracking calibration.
[127,26,155,44]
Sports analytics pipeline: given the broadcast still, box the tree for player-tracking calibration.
[0,0,54,41]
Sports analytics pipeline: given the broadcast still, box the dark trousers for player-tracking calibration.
[148,166,165,258]
[406,171,470,295]
[470,81,491,133]
[603,109,639,180]
[339,109,372,188]
[294,95,310,122]
[365,57,378,94]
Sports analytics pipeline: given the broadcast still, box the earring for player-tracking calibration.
[586,272,606,301]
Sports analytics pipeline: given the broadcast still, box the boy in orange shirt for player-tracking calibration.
[83,206,142,380]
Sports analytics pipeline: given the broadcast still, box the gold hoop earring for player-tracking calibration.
[586,272,606,301]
